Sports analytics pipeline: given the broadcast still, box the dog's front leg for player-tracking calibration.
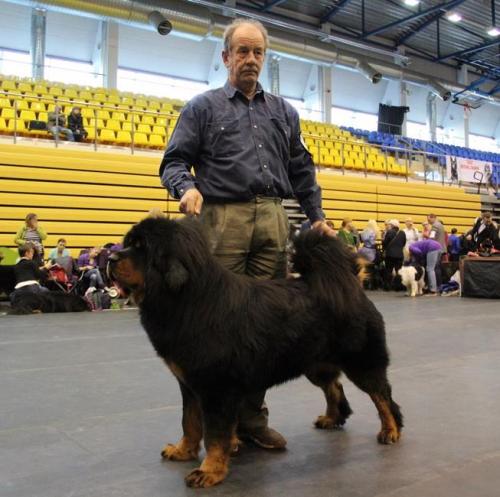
[162,381,202,461]
[410,281,417,297]
[185,395,240,488]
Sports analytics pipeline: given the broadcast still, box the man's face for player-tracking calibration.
[222,24,266,90]
[405,221,412,229]
[58,241,66,249]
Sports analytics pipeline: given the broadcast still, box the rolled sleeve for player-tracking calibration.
[287,109,324,223]
[159,102,201,199]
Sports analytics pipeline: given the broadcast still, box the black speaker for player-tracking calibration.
[378,104,409,135]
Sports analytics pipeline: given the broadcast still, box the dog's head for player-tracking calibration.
[108,217,207,304]
[398,265,416,285]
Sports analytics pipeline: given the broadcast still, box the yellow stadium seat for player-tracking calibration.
[38,111,48,122]
[148,100,160,110]
[78,90,92,100]
[33,83,47,95]
[19,110,36,121]
[107,94,121,105]
[97,110,111,120]
[93,92,107,103]
[116,130,132,144]
[17,82,32,93]
[48,86,63,97]
[0,97,11,109]
[141,115,155,125]
[30,101,46,112]
[7,119,26,133]
[121,96,134,107]
[13,100,29,111]
[149,134,165,148]
[134,98,148,109]
[63,88,78,99]
[81,108,94,119]
[1,80,16,91]
[160,102,174,112]
[1,108,15,119]
[111,111,126,121]
[0,116,7,132]
[136,124,151,134]
[122,121,132,132]
[99,129,116,142]
[152,125,166,136]
[133,132,148,146]
[90,118,105,129]
[106,119,121,131]
[156,116,168,126]
[86,127,96,140]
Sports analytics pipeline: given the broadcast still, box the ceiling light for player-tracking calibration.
[446,12,462,23]
[487,26,500,37]
[404,0,420,6]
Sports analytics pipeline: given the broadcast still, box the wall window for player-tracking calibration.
[45,56,102,87]
[0,49,31,78]
[117,68,208,101]
[331,107,378,131]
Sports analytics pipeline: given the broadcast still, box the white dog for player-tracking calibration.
[398,265,425,297]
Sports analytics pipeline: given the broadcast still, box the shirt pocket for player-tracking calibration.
[206,119,241,156]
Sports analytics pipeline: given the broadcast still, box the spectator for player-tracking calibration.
[409,239,442,296]
[403,218,419,248]
[77,247,108,294]
[358,220,378,263]
[10,243,52,302]
[48,238,70,261]
[447,228,461,262]
[67,107,88,142]
[422,221,431,239]
[466,212,498,250]
[337,218,357,249]
[47,105,74,141]
[427,214,446,251]
[14,213,47,265]
[382,219,406,290]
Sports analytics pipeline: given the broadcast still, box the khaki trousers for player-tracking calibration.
[200,197,289,431]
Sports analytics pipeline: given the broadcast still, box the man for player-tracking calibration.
[160,18,333,450]
[466,211,498,250]
[47,105,74,141]
[427,214,446,287]
[403,218,419,249]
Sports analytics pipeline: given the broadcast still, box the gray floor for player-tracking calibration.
[1,293,500,497]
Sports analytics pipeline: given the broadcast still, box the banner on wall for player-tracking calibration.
[446,156,493,183]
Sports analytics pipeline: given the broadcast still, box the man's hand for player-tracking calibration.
[179,188,203,216]
[312,220,336,237]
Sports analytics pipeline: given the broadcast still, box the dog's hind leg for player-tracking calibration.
[162,382,202,462]
[344,367,403,444]
[185,395,240,488]
[306,365,353,430]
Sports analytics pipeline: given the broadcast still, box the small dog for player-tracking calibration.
[398,264,425,297]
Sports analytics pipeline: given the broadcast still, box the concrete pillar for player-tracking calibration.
[93,20,119,89]
[426,92,437,142]
[318,65,332,124]
[268,54,280,96]
[30,8,46,81]
[464,108,470,148]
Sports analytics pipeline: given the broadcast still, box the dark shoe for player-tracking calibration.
[238,427,287,450]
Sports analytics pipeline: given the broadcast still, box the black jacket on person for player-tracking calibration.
[68,113,85,133]
[382,227,406,259]
[468,218,498,248]
[14,258,44,285]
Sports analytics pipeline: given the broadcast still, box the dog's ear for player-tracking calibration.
[165,257,189,292]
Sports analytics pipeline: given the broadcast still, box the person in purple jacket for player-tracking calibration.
[409,239,442,296]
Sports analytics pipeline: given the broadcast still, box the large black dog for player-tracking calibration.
[109,217,403,488]
[10,291,90,314]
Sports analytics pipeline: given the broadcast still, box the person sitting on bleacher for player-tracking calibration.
[47,105,74,141]
[14,213,47,266]
[67,107,88,142]
[10,243,52,302]
[48,238,70,261]
[77,247,108,295]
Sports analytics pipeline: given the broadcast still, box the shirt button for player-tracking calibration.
[250,106,254,110]
[253,125,257,129]
[258,144,263,148]
[220,126,225,130]
[263,164,268,169]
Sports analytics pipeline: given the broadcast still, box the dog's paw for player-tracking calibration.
[377,428,401,445]
[161,443,198,461]
[314,415,345,430]
[185,468,225,488]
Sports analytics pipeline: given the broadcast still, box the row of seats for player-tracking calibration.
[1,77,183,112]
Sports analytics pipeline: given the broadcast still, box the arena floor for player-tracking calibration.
[1,293,499,497]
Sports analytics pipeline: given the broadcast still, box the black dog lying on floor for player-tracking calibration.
[109,217,403,488]
[10,291,90,314]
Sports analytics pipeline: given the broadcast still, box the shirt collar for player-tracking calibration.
[223,80,265,100]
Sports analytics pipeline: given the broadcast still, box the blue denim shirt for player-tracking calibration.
[159,81,324,222]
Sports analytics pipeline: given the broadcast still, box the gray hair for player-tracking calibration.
[223,18,269,52]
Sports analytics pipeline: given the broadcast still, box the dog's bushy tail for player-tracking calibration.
[292,230,364,316]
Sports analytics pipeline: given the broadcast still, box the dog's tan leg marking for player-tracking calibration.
[315,380,343,429]
[370,393,401,444]
[162,381,202,462]
[185,442,230,488]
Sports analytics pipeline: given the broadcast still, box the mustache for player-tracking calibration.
[242,66,259,72]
